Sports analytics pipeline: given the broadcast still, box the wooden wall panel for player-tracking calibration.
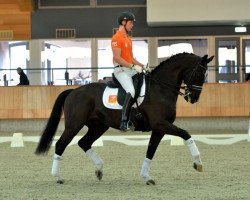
[176,83,250,117]
[0,84,249,119]
[0,0,32,40]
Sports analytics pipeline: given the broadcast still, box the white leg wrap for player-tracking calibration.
[186,138,202,164]
[86,148,103,170]
[51,154,61,177]
[186,138,200,156]
[140,158,152,181]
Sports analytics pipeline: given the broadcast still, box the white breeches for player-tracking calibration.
[114,67,137,98]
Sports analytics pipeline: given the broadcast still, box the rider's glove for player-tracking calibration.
[131,64,142,73]
[143,65,151,72]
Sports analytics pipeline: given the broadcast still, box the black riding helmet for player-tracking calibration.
[117,11,136,25]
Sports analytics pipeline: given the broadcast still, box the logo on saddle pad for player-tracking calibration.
[102,77,146,110]
[108,95,117,104]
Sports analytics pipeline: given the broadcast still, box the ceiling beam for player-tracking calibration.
[15,0,34,12]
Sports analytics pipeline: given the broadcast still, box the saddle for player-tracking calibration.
[106,73,144,106]
[103,73,150,132]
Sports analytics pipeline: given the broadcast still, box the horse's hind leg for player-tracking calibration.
[52,126,84,183]
[78,119,109,181]
[140,131,165,185]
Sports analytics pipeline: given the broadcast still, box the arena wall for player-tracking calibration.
[0,84,249,134]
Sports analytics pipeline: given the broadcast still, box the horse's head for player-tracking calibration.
[183,55,214,104]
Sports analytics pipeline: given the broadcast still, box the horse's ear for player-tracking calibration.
[203,55,208,60]
[201,55,208,63]
[207,55,214,63]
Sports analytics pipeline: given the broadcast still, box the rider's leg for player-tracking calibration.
[114,67,136,132]
[120,92,133,131]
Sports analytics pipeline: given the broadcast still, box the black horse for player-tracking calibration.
[35,53,214,185]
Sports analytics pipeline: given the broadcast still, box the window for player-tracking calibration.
[43,40,91,85]
[9,41,29,86]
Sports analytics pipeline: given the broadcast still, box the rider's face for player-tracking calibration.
[125,20,134,31]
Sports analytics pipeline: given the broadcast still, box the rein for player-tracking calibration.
[144,73,186,96]
[145,61,207,98]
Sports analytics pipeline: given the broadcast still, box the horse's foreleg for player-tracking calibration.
[140,131,164,185]
[186,138,203,172]
[167,124,203,172]
[140,158,154,185]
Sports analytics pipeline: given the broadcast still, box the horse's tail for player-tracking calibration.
[35,89,73,155]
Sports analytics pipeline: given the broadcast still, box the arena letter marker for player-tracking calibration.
[170,135,184,145]
[11,133,24,147]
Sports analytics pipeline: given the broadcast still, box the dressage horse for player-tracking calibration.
[35,53,214,185]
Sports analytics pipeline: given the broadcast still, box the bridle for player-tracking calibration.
[181,62,207,99]
[145,59,207,100]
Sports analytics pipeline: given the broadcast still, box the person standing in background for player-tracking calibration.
[17,67,29,85]
[245,73,250,82]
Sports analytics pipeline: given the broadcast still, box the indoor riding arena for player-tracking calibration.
[0,85,249,200]
[0,1,250,200]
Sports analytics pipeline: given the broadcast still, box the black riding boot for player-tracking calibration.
[120,93,133,132]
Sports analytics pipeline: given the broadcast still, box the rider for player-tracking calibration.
[111,11,146,132]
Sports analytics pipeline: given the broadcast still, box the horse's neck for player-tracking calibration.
[148,59,191,102]
[149,54,199,101]
[151,63,183,88]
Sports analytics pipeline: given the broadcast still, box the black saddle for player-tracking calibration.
[107,73,144,106]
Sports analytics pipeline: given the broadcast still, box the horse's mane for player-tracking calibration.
[151,52,197,73]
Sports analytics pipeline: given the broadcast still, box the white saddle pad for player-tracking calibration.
[102,77,146,110]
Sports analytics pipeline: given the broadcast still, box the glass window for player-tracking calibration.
[157,39,207,64]
[43,40,91,85]
[132,39,148,66]
[98,39,113,81]
[244,41,250,74]
[9,41,29,86]
[215,38,240,83]
[218,41,237,74]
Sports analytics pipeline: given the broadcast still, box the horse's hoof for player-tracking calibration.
[193,163,203,172]
[95,170,103,180]
[146,179,156,185]
[56,179,64,184]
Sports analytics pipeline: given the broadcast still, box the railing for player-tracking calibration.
[0,66,250,86]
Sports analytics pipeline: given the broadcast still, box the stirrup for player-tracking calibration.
[120,121,130,132]
[128,120,135,131]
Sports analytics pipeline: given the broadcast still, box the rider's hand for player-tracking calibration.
[143,65,151,72]
[131,64,142,73]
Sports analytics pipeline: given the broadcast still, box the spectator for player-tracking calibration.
[246,73,250,83]
[17,67,29,85]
